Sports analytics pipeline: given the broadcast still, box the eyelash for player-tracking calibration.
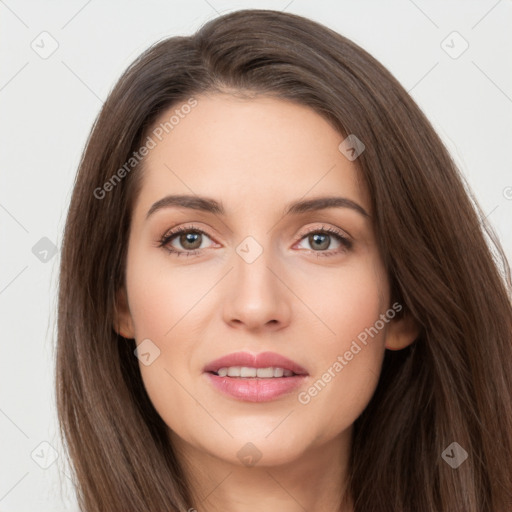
[158,224,353,258]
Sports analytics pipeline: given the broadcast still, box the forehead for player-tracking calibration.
[135,93,369,217]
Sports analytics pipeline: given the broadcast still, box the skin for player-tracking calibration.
[116,92,419,512]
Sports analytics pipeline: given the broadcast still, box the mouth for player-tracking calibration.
[211,366,298,378]
[203,351,308,402]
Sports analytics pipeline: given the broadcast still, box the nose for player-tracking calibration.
[222,242,292,332]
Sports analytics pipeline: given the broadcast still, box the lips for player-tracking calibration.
[203,351,308,402]
[204,351,308,375]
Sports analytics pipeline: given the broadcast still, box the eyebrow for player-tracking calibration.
[146,194,370,219]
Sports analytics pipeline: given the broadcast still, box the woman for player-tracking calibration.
[56,8,512,511]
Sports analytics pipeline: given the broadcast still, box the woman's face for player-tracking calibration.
[117,92,416,468]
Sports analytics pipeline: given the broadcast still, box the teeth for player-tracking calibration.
[215,366,295,378]
[273,367,284,377]
[240,367,257,378]
[227,367,240,377]
[256,367,274,378]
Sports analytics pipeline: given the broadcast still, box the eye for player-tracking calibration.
[158,223,352,258]
[295,225,352,257]
[158,224,216,256]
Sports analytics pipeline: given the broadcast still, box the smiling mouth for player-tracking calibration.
[203,351,308,401]
[210,366,298,378]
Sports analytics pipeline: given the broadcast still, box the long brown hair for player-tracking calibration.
[56,9,512,511]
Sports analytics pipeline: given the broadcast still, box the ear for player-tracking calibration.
[114,287,135,339]
[384,310,420,351]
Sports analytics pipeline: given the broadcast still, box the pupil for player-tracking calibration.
[181,232,201,249]
[311,233,329,250]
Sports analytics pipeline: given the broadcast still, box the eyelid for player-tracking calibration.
[160,223,214,242]
[295,223,351,243]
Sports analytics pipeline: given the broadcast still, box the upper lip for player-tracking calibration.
[204,351,309,375]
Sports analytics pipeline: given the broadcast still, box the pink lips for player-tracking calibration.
[203,351,308,402]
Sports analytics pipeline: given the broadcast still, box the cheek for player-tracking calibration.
[293,256,389,437]
[124,248,216,436]
[125,250,209,340]
[290,251,389,351]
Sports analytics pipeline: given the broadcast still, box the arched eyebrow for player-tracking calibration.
[146,194,223,218]
[285,196,369,218]
[146,194,370,219]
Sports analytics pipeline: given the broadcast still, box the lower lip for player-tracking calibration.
[205,373,306,402]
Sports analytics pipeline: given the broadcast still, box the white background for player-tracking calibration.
[1,1,511,510]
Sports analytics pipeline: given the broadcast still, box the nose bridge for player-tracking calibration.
[222,232,291,330]
[234,233,279,301]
